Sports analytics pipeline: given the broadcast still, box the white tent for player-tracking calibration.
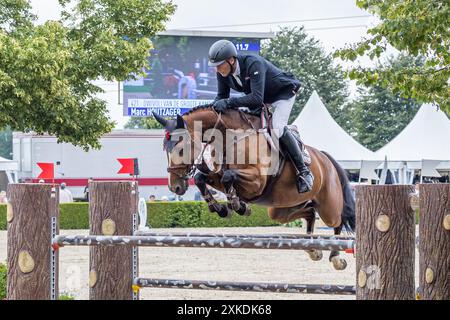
[292,91,380,169]
[375,104,450,162]
[0,156,18,171]
[0,156,18,187]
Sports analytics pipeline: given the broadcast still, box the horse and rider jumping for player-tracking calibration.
[153,40,355,270]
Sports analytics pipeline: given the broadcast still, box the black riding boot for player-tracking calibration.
[279,127,314,193]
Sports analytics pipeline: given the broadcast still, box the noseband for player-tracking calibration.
[167,163,196,180]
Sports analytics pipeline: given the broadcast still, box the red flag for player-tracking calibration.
[37,163,54,179]
[117,158,135,175]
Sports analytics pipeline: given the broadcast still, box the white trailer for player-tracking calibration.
[12,130,199,200]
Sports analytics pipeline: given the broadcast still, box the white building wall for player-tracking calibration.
[13,130,199,200]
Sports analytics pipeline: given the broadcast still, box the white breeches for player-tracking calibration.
[271,95,296,138]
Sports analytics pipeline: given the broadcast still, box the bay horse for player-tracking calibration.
[153,106,355,270]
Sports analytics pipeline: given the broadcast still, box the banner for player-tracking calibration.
[127,99,213,117]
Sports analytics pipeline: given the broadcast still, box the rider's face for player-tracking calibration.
[216,57,234,77]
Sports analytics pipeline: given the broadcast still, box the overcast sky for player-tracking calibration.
[31,0,376,52]
[29,0,379,128]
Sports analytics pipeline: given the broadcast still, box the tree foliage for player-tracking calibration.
[124,117,163,130]
[345,55,423,151]
[0,127,12,159]
[0,0,176,150]
[261,27,349,124]
[337,0,450,113]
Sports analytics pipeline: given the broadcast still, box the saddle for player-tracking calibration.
[236,104,311,165]
[238,105,311,204]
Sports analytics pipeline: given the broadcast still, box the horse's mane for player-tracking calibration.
[182,104,260,130]
[182,104,214,116]
[183,104,259,118]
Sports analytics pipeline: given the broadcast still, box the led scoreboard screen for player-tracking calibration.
[123,36,262,118]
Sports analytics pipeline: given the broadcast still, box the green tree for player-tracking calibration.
[261,27,349,124]
[345,55,423,151]
[124,117,163,129]
[337,0,450,113]
[0,127,12,159]
[0,0,176,150]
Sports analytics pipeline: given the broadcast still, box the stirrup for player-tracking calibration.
[296,172,313,193]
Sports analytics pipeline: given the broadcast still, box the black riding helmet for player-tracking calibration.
[208,40,237,67]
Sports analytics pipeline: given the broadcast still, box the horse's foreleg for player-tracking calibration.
[194,172,231,218]
[221,170,251,216]
[329,225,348,270]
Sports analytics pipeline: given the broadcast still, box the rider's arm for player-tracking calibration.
[215,73,230,101]
[227,60,266,109]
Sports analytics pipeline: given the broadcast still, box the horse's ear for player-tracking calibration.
[152,112,167,127]
[176,115,185,129]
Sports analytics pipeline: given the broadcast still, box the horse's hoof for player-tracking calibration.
[236,203,252,216]
[306,250,323,261]
[331,256,347,270]
[217,206,232,219]
[230,197,240,211]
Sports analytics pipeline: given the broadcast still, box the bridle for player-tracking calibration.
[166,162,197,180]
[166,110,226,180]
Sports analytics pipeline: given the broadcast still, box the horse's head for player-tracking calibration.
[153,112,193,195]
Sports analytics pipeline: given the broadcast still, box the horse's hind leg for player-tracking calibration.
[305,206,323,261]
[221,170,251,216]
[329,224,348,270]
[268,204,322,261]
[194,172,231,218]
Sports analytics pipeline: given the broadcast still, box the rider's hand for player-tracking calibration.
[212,99,229,113]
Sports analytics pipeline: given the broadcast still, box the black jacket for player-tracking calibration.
[215,54,301,111]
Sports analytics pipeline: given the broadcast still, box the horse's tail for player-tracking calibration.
[321,151,356,233]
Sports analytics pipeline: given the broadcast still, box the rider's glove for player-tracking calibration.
[212,99,229,113]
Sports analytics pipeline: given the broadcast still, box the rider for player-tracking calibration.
[208,39,314,193]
